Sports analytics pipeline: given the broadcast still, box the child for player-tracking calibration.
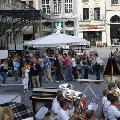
[22,63,30,92]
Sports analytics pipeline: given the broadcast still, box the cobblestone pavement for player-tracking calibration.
[0,47,111,119]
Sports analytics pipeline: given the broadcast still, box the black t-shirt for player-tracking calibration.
[30,63,41,76]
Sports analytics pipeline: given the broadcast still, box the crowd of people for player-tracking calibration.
[0,48,104,91]
[1,47,120,120]
[1,81,120,120]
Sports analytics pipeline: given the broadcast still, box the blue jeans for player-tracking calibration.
[95,70,100,80]
[94,65,101,80]
[0,72,7,84]
[80,68,84,79]
[14,70,19,82]
[84,68,89,79]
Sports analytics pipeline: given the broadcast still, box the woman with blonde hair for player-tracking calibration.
[0,107,14,120]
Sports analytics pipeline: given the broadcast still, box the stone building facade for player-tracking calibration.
[0,0,22,10]
[106,0,120,45]
[37,0,77,37]
[77,0,106,46]
[1,0,120,48]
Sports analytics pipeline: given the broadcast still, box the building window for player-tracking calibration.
[65,0,72,13]
[94,7,100,20]
[65,30,74,36]
[42,0,50,14]
[94,0,99,2]
[82,0,89,2]
[110,15,120,23]
[111,0,119,4]
[83,8,89,20]
[21,1,26,8]
[21,1,26,5]
[42,22,52,29]
[29,1,33,7]
[53,0,61,15]
[65,21,74,27]
[23,34,33,41]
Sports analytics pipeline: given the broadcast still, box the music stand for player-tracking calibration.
[77,79,104,99]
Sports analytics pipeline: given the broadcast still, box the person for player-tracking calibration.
[0,106,14,120]
[102,89,110,105]
[63,53,73,81]
[51,90,63,114]
[57,99,78,120]
[89,55,95,75]
[79,55,84,79]
[43,52,53,82]
[22,61,31,92]
[92,53,104,80]
[30,58,41,88]
[7,57,13,77]
[108,83,116,93]
[60,47,63,55]
[85,110,95,120]
[83,55,91,79]
[13,58,20,83]
[71,55,78,81]
[54,55,64,82]
[117,81,120,89]
[115,81,120,96]
[107,95,120,120]
[101,90,111,119]
[0,60,8,87]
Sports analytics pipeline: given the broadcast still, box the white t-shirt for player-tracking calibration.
[107,104,120,120]
[102,96,108,105]
[57,108,70,120]
[96,57,103,66]
[102,97,111,119]
[71,58,76,67]
[52,98,61,114]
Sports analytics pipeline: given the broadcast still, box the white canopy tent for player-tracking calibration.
[24,33,88,47]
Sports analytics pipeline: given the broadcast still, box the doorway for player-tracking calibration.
[83,31,102,46]
[90,34,96,46]
[110,15,120,45]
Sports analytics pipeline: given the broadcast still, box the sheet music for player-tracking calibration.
[35,107,48,119]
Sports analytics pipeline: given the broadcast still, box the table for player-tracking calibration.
[30,88,60,113]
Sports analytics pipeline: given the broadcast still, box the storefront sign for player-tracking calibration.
[79,25,105,31]
[88,25,97,29]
